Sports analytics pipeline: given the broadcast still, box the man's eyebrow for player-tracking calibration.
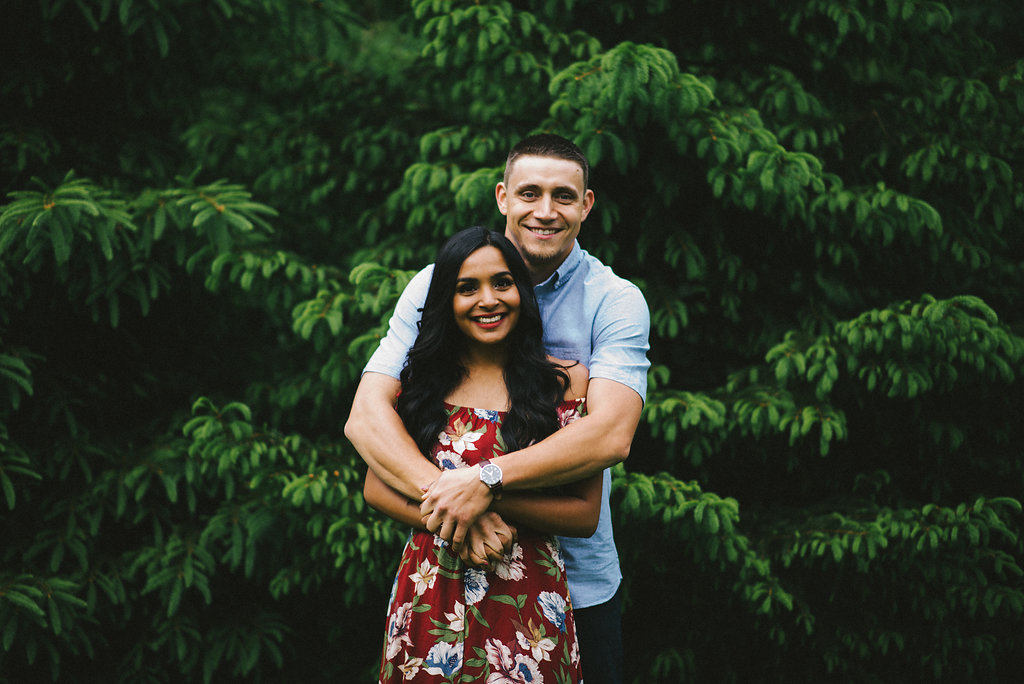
[514,183,579,196]
[513,182,541,192]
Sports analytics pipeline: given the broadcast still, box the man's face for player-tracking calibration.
[496,155,594,283]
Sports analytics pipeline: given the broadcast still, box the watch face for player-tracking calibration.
[480,463,502,487]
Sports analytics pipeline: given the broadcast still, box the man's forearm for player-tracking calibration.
[493,414,628,489]
[347,412,438,499]
[418,404,632,544]
[344,373,439,499]
[494,378,643,490]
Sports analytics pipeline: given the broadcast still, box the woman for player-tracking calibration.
[362,226,600,683]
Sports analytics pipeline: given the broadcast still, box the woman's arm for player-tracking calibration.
[490,472,602,537]
[364,467,427,529]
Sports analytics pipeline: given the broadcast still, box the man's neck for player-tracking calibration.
[528,254,571,285]
[530,267,556,286]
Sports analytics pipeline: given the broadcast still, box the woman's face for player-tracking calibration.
[452,246,521,350]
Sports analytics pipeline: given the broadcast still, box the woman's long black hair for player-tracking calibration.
[396,226,569,456]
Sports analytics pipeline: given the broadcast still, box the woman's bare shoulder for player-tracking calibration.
[548,356,589,401]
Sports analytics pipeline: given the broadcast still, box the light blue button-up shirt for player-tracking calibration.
[364,241,651,608]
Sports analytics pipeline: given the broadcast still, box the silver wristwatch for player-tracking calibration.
[478,457,503,499]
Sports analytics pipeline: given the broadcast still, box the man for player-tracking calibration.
[345,134,650,683]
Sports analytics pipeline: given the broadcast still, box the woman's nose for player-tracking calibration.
[479,287,498,307]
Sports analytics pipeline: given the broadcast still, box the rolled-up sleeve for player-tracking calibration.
[363,266,433,379]
[588,282,651,402]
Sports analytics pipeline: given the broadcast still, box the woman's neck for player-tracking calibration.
[444,354,509,410]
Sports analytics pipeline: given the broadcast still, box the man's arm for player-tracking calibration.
[344,266,439,499]
[422,277,651,545]
[344,371,438,500]
[497,377,642,485]
[349,373,520,560]
[420,377,642,541]
[363,468,515,567]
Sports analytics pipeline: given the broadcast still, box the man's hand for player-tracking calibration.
[458,512,517,568]
[420,466,493,552]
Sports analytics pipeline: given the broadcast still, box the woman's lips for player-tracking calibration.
[473,313,506,329]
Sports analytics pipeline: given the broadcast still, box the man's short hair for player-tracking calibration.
[504,133,590,190]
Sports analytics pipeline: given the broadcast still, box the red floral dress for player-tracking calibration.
[379,400,586,683]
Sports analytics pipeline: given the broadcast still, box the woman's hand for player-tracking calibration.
[455,512,517,568]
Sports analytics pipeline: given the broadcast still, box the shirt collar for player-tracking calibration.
[535,241,583,291]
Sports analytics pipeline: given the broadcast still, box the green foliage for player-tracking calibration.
[2,0,1023,681]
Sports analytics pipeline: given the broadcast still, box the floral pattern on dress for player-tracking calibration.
[434,449,468,471]
[378,399,586,683]
[438,416,486,455]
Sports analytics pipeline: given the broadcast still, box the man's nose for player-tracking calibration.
[534,195,557,219]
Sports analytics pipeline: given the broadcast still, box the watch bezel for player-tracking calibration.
[479,462,502,487]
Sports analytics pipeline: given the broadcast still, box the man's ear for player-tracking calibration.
[495,182,509,215]
[580,188,595,221]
